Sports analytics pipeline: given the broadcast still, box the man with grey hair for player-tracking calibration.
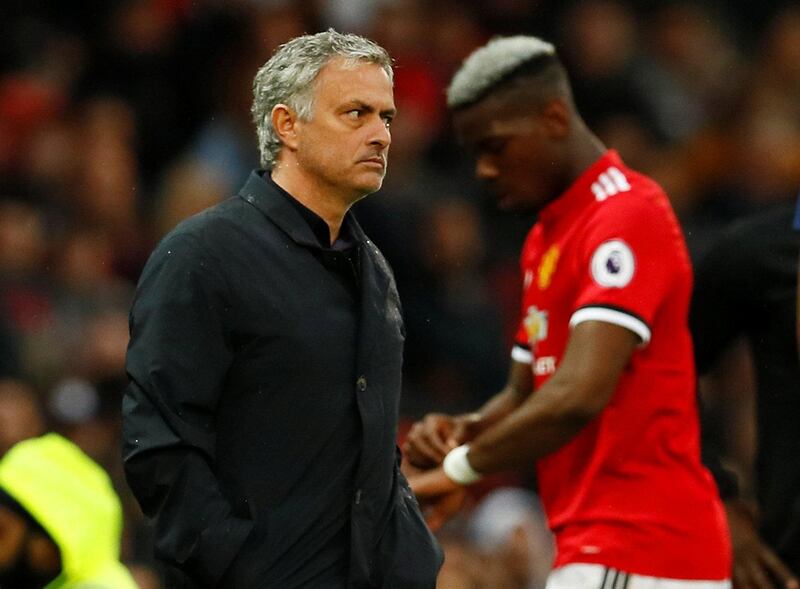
[123,30,441,588]
[405,36,732,587]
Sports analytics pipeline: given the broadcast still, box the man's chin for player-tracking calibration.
[354,175,386,197]
[353,178,383,200]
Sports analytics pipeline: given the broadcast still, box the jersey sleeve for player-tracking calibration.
[512,324,532,364]
[570,195,681,345]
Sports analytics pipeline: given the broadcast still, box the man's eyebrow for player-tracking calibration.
[343,100,396,117]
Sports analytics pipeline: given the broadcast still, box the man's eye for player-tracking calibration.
[383,117,393,128]
[347,110,361,120]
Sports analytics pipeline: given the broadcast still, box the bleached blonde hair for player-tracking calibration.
[447,36,557,110]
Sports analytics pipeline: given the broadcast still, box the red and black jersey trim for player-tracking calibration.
[570,303,652,345]
[574,303,649,329]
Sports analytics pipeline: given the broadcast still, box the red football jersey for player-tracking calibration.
[512,151,730,579]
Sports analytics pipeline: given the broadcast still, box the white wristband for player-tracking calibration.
[442,444,482,486]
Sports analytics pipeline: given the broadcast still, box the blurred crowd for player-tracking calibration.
[1,0,799,587]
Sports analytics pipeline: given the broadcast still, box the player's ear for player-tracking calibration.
[541,98,570,140]
[272,104,300,151]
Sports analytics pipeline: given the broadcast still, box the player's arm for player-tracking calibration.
[409,319,636,501]
[403,359,532,469]
[465,320,636,474]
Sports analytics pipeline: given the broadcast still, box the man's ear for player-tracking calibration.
[541,98,570,140]
[271,104,300,151]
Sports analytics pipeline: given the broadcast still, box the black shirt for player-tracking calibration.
[268,175,361,300]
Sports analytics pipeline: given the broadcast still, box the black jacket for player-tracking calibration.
[691,200,800,573]
[122,171,442,588]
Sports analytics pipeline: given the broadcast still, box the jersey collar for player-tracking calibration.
[538,150,623,225]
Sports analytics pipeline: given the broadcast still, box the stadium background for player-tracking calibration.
[1,0,799,586]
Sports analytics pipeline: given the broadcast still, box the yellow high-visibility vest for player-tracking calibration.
[0,433,138,589]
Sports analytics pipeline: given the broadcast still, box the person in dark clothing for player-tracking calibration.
[794,192,800,357]
[0,317,19,379]
[691,200,800,588]
[122,30,442,589]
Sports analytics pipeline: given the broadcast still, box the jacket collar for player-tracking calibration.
[237,170,366,249]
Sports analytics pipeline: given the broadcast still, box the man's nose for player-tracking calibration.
[368,119,391,149]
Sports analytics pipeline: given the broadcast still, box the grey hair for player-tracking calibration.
[447,36,557,110]
[252,29,393,170]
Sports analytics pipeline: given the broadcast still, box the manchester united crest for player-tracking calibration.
[523,305,549,345]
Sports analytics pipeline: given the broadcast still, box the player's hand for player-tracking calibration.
[725,499,799,589]
[406,466,465,531]
[403,412,482,469]
[403,413,458,468]
[449,412,483,446]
